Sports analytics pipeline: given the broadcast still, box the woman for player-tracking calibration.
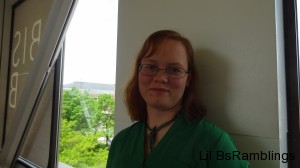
[107,30,249,167]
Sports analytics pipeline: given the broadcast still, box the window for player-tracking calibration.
[0,0,77,167]
[59,0,118,167]
[0,0,117,167]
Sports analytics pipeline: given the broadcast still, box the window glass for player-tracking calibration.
[5,0,53,140]
[59,0,118,167]
[18,68,55,167]
[0,0,77,167]
[5,1,53,166]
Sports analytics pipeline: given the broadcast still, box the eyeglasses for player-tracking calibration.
[139,64,188,79]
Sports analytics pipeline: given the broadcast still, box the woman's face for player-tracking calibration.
[138,39,190,112]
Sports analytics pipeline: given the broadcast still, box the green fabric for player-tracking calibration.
[107,110,249,168]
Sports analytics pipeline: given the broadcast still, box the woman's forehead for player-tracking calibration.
[141,40,188,67]
[144,40,187,57]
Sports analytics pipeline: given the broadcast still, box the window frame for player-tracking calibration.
[14,45,65,168]
[0,0,77,167]
[0,0,5,152]
[283,0,300,167]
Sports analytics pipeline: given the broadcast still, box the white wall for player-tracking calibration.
[115,1,286,167]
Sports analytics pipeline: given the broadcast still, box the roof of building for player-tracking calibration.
[63,82,115,95]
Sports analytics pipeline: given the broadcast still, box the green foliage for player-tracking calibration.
[93,94,115,146]
[61,88,95,131]
[59,87,114,167]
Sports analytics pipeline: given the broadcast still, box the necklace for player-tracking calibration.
[146,116,176,152]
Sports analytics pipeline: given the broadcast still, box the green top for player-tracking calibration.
[107,110,249,168]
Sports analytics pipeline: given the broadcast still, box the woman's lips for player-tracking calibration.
[149,88,169,93]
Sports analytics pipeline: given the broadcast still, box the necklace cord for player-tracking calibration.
[146,116,176,151]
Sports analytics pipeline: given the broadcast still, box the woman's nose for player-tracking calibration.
[153,69,168,83]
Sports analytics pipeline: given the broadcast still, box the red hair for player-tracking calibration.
[124,30,206,121]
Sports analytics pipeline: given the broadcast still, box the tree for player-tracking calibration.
[60,87,114,167]
[62,87,97,131]
[93,94,115,147]
[59,119,108,167]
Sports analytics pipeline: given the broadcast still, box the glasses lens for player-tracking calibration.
[166,67,186,78]
[141,64,158,75]
[139,64,187,78]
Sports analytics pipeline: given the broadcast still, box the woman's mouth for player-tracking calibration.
[149,88,169,93]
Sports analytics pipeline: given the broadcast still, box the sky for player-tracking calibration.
[63,0,118,84]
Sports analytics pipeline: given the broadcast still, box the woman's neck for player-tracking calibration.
[146,104,181,128]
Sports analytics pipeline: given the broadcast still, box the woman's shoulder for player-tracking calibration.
[192,119,232,148]
[111,121,144,142]
[195,119,226,135]
[179,110,226,137]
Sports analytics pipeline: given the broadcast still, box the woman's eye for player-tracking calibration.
[145,64,157,70]
[168,67,181,73]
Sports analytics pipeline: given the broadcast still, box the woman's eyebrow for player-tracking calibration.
[166,63,186,67]
[142,59,185,67]
[141,58,156,63]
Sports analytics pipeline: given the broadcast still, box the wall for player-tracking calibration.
[115,0,286,167]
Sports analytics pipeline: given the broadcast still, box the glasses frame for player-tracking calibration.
[138,64,189,79]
